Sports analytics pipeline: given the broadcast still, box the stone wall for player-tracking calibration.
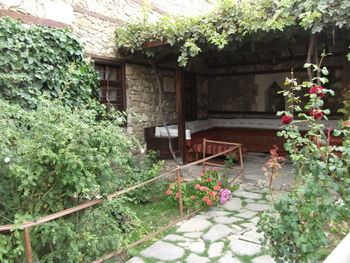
[125,64,177,142]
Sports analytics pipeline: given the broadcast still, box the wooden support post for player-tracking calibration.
[176,169,184,217]
[342,50,350,92]
[176,66,186,163]
[23,228,33,263]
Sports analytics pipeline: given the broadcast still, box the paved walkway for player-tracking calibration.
[126,183,277,263]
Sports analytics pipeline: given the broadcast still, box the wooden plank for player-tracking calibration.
[176,66,186,163]
[342,50,350,92]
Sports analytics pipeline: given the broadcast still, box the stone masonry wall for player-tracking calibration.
[125,64,177,142]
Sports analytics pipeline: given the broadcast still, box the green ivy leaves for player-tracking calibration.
[0,17,99,109]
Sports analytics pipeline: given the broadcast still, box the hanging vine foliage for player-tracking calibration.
[0,16,99,109]
[116,0,350,66]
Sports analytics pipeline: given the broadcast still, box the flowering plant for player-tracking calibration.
[165,168,233,211]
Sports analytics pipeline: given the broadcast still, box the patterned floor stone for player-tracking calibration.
[208,241,224,258]
[125,257,145,263]
[241,228,264,243]
[235,210,257,219]
[178,240,205,254]
[223,198,242,210]
[205,209,231,217]
[214,216,241,224]
[245,203,271,211]
[184,232,203,238]
[202,224,232,242]
[252,255,276,263]
[217,252,243,263]
[177,217,212,232]
[163,234,192,242]
[230,239,261,256]
[186,253,209,263]
[234,190,263,199]
[140,241,184,261]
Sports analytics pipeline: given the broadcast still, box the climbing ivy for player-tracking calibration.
[0,16,99,108]
[116,0,350,66]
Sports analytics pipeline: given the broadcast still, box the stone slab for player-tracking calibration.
[208,242,224,258]
[177,218,212,232]
[178,240,205,254]
[223,198,242,210]
[230,239,261,256]
[126,257,145,263]
[203,224,232,242]
[252,255,276,263]
[163,234,192,242]
[206,209,231,217]
[218,252,242,263]
[184,232,203,238]
[246,203,271,211]
[186,253,209,263]
[141,241,184,261]
[235,210,257,219]
[214,216,241,224]
[234,190,263,199]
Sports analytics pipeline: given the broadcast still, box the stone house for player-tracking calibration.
[1,0,349,162]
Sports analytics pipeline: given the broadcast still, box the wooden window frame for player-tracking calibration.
[92,57,126,112]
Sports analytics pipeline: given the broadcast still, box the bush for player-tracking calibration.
[257,63,350,263]
[0,98,160,262]
[0,16,99,109]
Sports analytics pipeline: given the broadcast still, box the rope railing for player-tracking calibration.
[0,144,244,263]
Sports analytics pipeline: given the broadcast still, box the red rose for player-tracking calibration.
[207,177,211,182]
[207,200,212,205]
[175,192,180,198]
[199,172,204,177]
[309,109,324,120]
[209,191,214,196]
[204,196,209,202]
[217,181,222,186]
[195,184,201,189]
[178,177,184,182]
[205,168,210,171]
[309,85,324,98]
[281,115,293,124]
[190,195,195,200]
[200,186,208,191]
[165,190,171,195]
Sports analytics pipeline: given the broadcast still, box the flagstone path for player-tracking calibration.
[126,183,278,263]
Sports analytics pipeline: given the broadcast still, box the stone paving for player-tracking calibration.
[126,183,277,263]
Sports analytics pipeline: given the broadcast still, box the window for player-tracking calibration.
[94,61,126,112]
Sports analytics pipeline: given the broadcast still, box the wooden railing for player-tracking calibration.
[0,144,243,263]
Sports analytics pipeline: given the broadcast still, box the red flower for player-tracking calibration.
[199,172,204,177]
[190,195,195,200]
[205,168,210,171]
[309,85,324,98]
[175,192,180,198]
[213,167,218,171]
[169,184,175,189]
[281,115,293,124]
[200,186,208,191]
[214,186,221,191]
[204,196,209,202]
[178,177,184,182]
[209,191,214,196]
[309,109,324,120]
[165,190,171,195]
[207,200,212,205]
[195,184,201,189]
[207,177,211,182]
[217,181,222,186]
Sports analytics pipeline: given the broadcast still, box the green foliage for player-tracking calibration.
[0,98,160,262]
[258,62,350,262]
[0,16,99,108]
[116,0,350,66]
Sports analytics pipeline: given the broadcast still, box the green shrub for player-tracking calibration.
[0,16,99,109]
[0,98,159,262]
[257,63,350,263]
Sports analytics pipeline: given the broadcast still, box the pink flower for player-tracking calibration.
[175,192,180,198]
[178,177,184,182]
[203,196,209,202]
[219,189,232,204]
[213,167,218,171]
[205,168,210,171]
[309,85,324,98]
[195,184,201,189]
[190,195,195,200]
[281,115,293,124]
[217,181,222,186]
[165,190,171,195]
[199,172,204,177]
[214,186,221,191]
[169,184,175,189]
[200,186,208,191]
[207,200,212,205]
[207,177,211,182]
